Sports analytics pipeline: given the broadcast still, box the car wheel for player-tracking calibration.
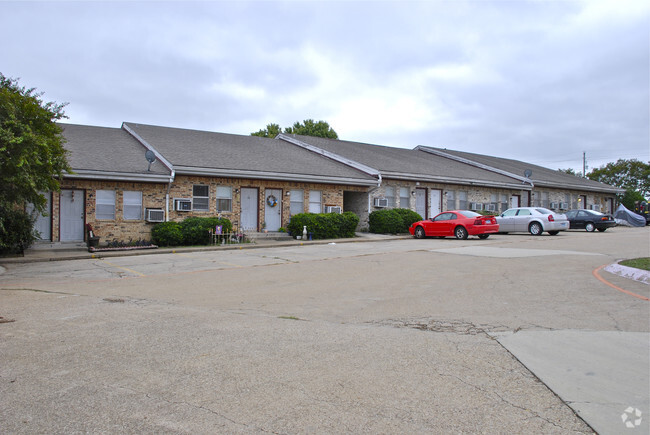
[585,222,595,232]
[454,226,468,240]
[597,228,607,232]
[478,234,490,239]
[548,231,559,236]
[529,222,543,236]
[414,226,425,239]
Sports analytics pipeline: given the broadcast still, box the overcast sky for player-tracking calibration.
[2,0,648,173]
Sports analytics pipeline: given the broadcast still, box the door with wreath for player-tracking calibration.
[264,189,282,231]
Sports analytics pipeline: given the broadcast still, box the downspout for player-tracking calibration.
[166,169,175,222]
[367,173,382,215]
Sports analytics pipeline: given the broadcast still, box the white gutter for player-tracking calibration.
[278,134,382,186]
[379,171,530,190]
[415,146,535,188]
[63,170,171,183]
[174,166,377,186]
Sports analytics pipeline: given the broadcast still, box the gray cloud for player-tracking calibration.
[2,0,647,172]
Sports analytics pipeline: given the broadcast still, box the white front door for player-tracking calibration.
[27,193,52,241]
[240,188,258,231]
[415,188,426,219]
[264,189,282,231]
[430,189,442,217]
[60,189,84,241]
[510,195,520,208]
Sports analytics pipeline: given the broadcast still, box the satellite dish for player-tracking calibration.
[524,169,532,178]
[145,150,156,171]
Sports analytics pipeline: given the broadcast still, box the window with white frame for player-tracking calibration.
[96,190,116,220]
[308,190,322,213]
[458,191,468,210]
[384,186,395,207]
[193,185,209,211]
[216,186,232,212]
[290,189,304,215]
[123,191,142,220]
[446,190,455,210]
[399,187,410,208]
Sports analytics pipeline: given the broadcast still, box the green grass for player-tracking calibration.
[619,257,650,271]
[278,315,301,321]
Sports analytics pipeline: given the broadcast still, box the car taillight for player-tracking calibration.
[601,217,608,221]
[474,219,482,225]
[547,215,555,222]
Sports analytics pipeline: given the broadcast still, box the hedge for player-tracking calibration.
[287,211,359,240]
[151,217,232,247]
[369,208,422,234]
[0,206,36,254]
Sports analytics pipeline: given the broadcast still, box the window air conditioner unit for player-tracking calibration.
[485,204,496,211]
[590,204,600,211]
[174,198,192,211]
[145,208,165,223]
[560,202,569,209]
[469,202,483,211]
[550,202,559,209]
[325,206,342,214]
[374,198,388,208]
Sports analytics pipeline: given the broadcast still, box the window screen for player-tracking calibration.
[96,190,116,220]
[123,191,142,220]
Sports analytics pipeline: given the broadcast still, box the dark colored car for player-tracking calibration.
[564,209,616,232]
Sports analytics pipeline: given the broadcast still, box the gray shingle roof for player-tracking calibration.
[123,123,377,185]
[59,123,171,179]
[424,147,621,193]
[284,135,529,188]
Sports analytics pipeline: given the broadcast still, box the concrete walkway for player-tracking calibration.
[495,330,649,434]
[0,232,410,264]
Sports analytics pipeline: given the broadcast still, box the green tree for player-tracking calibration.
[284,119,338,139]
[251,123,282,138]
[251,119,338,139]
[1,73,70,211]
[557,168,583,177]
[1,74,70,252]
[586,159,650,199]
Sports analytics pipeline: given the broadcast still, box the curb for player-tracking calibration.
[603,261,650,285]
[0,235,412,265]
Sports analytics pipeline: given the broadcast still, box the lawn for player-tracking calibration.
[619,257,650,271]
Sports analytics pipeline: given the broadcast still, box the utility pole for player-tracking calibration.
[583,151,586,177]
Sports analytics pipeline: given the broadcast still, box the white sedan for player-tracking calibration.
[496,207,569,235]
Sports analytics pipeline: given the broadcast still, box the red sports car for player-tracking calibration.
[409,210,500,240]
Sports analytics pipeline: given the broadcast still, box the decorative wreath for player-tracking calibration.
[266,194,278,207]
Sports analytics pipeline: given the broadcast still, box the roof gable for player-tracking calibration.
[422,146,621,193]
[122,123,377,185]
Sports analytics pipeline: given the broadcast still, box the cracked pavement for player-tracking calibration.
[1,227,648,433]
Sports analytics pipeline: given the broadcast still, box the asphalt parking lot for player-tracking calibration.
[1,226,649,433]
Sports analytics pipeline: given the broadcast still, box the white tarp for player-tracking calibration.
[613,204,646,227]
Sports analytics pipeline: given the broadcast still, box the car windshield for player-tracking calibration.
[588,210,604,216]
[535,208,553,215]
[458,210,480,218]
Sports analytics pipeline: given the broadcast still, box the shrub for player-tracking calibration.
[179,217,233,245]
[151,221,183,247]
[475,210,498,216]
[368,209,402,234]
[288,212,359,240]
[0,206,37,254]
[368,208,421,234]
[391,208,423,233]
[152,217,233,246]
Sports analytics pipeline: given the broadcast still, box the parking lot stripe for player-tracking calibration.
[102,260,146,277]
[592,264,649,301]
